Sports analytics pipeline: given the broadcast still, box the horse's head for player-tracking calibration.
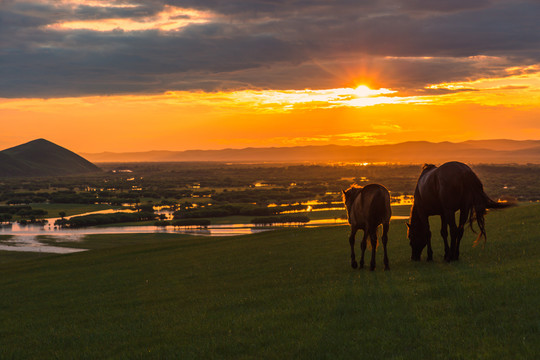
[406,220,430,261]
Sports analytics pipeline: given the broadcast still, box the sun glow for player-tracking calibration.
[0,85,425,114]
[3,75,540,152]
[162,85,426,112]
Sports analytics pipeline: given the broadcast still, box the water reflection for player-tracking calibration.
[0,220,270,254]
[0,235,87,254]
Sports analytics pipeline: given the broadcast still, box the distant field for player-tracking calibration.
[0,204,539,358]
[101,205,409,227]
[29,203,120,218]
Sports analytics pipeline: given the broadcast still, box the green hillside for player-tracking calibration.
[0,138,100,177]
[0,205,539,358]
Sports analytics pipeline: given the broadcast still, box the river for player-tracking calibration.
[0,210,407,254]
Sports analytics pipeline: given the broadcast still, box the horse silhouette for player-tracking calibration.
[343,184,391,270]
[407,161,512,262]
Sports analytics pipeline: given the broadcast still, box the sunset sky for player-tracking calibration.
[1,0,540,152]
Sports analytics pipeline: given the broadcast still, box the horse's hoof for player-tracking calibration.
[351,261,358,269]
[370,266,375,271]
[384,266,390,271]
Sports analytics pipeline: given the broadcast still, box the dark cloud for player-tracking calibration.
[1,0,539,97]
[398,0,494,12]
[8,1,162,21]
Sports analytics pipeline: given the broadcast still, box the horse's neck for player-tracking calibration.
[410,204,427,225]
[417,167,436,190]
[420,164,437,176]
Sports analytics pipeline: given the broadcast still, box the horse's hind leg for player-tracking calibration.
[369,228,378,271]
[359,230,368,269]
[455,208,467,260]
[446,210,459,261]
[440,216,450,261]
[349,228,358,268]
[382,222,390,270]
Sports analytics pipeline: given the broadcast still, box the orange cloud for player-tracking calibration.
[424,65,540,106]
[47,5,214,32]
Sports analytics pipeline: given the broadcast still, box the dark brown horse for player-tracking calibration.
[407,161,512,262]
[343,184,391,270]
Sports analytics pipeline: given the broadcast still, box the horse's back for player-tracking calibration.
[361,184,391,225]
[419,161,483,212]
[437,162,476,181]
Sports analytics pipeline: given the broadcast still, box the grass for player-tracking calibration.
[0,250,56,264]
[0,204,539,358]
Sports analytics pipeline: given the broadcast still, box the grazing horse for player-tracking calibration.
[407,161,512,262]
[343,184,392,270]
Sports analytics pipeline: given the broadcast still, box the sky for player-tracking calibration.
[1,0,540,153]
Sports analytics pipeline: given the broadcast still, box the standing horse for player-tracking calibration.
[407,161,512,262]
[343,184,392,270]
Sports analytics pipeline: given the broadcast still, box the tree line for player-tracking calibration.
[56,212,155,228]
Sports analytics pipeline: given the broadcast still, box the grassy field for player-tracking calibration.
[0,205,539,358]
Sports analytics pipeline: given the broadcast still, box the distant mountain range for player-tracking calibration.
[0,139,100,177]
[2,139,540,177]
[81,139,540,164]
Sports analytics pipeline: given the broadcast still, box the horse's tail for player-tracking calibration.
[470,189,515,246]
[369,187,391,226]
[484,195,515,209]
[367,186,391,249]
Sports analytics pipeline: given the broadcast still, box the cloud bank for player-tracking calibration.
[1,0,540,97]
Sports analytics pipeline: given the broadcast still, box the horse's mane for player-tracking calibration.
[420,164,437,177]
[343,184,363,203]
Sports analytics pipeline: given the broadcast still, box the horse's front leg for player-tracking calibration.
[369,228,378,271]
[426,228,433,262]
[349,228,358,268]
